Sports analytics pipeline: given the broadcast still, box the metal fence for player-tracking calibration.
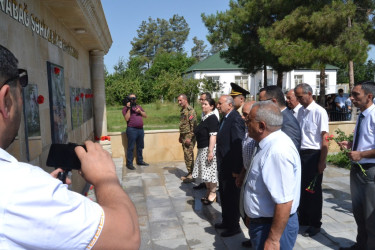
[327,108,353,122]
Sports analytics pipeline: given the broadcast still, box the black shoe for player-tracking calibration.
[126,164,136,170]
[302,226,320,237]
[242,240,252,248]
[214,222,227,229]
[193,183,206,190]
[137,161,149,166]
[220,228,241,237]
[339,244,360,250]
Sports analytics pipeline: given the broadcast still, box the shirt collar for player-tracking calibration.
[202,111,214,121]
[258,129,282,150]
[362,103,375,117]
[0,147,18,163]
[304,100,317,111]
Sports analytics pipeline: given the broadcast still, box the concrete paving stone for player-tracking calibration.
[146,186,168,196]
[323,230,356,248]
[134,201,148,216]
[177,211,212,227]
[324,208,354,223]
[139,230,153,250]
[171,197,195,213]
[143,177,163,187]
[123,172,143,178]
[148,206,178,223]
[146,195,173,208]
[164,173,180,183]
[322,221,357,234]
[122,176,143,187]
[149,219,185,241]
[152,238,188,250]
[167,187,193,198]
[141,173,160,179]
[295,230,338,249]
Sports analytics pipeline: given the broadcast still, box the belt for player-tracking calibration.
[352,162,375,170]
[250,213,295,224]
[300,149,320,155]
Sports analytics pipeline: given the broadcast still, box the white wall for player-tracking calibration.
[190,69,338,98]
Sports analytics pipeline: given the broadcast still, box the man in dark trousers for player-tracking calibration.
[295,83,329,237]
[259,86,301,150]
[215,95,245,237]
[338,81,375,250]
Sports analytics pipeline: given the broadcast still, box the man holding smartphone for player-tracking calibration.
[0,45,140,249]
[123,93,149,170]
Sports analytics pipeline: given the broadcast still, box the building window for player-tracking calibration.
[294,75,303,85]
[205,76,220,85]
[316,75,328,88]
[235,75,249,90]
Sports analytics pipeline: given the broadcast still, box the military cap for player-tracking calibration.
[229,82,250,97]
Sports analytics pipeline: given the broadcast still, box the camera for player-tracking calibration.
[122,96,137,108]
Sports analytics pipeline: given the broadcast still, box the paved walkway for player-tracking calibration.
[102,159,357,249]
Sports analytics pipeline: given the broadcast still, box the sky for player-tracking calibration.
[101,0,375,74]
[101,0,230,73]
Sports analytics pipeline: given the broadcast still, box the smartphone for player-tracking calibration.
[46,143,85,170]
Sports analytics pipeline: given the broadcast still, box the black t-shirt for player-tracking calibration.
[194,114,219,149]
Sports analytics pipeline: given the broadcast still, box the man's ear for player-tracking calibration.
[0,85,12,119]
[258,121,266,132]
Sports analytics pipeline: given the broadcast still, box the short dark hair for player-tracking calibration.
[0,45,19,87]
[259,86,285,107]
[355,80,375,97]
[205,98,216,110]
[338,89,344,93]
[201,92,212,99]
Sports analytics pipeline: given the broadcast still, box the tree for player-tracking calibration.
[202,0,302,88]
[259,0,368,106]
[191,36,208,62]
[130,15,190,68]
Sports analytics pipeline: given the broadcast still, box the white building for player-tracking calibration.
[185,53,339,99]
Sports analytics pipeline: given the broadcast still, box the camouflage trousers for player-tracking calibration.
[180,134,196,174]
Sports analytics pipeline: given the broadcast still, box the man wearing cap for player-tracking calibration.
[230,83,250,116]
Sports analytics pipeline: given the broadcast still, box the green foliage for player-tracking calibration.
[327,128,353,169]
[333,128,353,144]
[337,60,375,83]
[200,77,223,94]
[327,152,351,169]
[130,15,190,68]
[191,36,208,62]
[259,0,369,105]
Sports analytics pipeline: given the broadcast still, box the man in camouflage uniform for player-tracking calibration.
[177,94,197,183]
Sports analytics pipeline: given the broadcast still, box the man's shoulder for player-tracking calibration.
[187,105,196,112]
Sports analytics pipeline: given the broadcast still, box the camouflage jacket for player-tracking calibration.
[179,105,197,140]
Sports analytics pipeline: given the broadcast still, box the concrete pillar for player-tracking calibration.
[90,50,108,138]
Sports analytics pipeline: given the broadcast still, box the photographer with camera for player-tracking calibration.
[0,46,140,248]
[122,93,149,170]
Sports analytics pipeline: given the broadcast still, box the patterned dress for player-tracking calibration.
[192,112,219,183]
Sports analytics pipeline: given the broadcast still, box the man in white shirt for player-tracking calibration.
[286,89,302,118]
[294,83,329,237]
[338,81,375,250]
[0,45,140,249]
[243,101,301,249]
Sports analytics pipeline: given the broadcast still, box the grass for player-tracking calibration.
[327,152,351,169]
[107,101,201,132]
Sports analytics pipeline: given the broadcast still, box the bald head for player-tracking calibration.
[242,101,256,121]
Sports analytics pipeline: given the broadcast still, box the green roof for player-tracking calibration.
[185,52,243,73]
[185,52,339,73]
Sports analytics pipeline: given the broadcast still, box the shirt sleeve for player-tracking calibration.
[3,164,104,250]
[207,116,219,134]
[318,108,329,134]
[122,106,128,116]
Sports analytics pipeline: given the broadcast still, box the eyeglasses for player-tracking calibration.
[2,69,28,88]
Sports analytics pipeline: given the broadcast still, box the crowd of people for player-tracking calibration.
[1,42,374,249]
[174,81,375,250]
